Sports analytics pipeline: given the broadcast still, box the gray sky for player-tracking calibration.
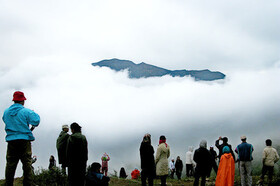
[0,0,280,178]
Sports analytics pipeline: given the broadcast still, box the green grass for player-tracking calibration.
[1,168,280,186]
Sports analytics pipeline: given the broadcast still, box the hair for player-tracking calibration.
[91,162,101,172]
[200,140,207,148]
[266,139,272,146]
[159,135,166,140]
[50,155,55,161]
[70,122,82,132]
[222,137,228,143]
[14,100,24,105]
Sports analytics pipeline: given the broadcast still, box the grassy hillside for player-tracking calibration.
[1,175,280,186]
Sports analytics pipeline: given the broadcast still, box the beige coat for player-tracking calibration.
[155,143,170,176]
[263,146,279,167]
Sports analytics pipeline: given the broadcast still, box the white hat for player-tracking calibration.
[62,125,69,129]
[241,135,246,140]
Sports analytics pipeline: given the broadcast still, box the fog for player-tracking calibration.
[0,59,279,178]
[1,0,280,179]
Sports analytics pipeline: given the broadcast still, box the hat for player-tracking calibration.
[62,125,69,129]
[222,146,230,153]
[241,135,246,140]
[12,91,26,102]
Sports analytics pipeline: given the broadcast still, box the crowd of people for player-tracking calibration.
[2,91,280,186]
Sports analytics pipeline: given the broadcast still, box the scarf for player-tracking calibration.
[159,139,167,147]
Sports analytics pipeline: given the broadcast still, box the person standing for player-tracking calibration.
[259,139,279,185]
[56,124,69,173]
[215,146,235,186]
[140,133,156,186]
[169,158,175,179]
[155,135,170,186]
[235,135,254,186]
[193,140,212,186]
[2,91,40,186]
[186,146,195,177]
[175,156,183,180]
[67,122,88,186]
[101,152,110,176]
[208,146,218,177]
[215,136,235,161]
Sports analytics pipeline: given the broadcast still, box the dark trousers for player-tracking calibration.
[207,161,218,177]
[141,170,154,186]
[68,163,86,186]
[5,140,33,186]
[261,165,274,181]
[194,172,206,186]
[176,170,182,180]
[160,175,167,186]
[186,164,193,177]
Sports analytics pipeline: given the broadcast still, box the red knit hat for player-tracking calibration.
[12,91,26,102]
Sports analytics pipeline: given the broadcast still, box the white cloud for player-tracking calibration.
[0,58,279,178]
[0,0,279,71]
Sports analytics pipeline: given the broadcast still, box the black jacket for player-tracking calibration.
[140,141,156,176]
[67,132,88,165]
[193,147,212,176]
[175,159,183,172]
[215,140,235,161]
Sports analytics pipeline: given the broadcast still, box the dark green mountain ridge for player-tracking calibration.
[92,58,225,81]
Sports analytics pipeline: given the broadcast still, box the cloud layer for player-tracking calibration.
[0,58,279,177]
[0,0,279,71]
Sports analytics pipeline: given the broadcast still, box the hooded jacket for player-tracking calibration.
[186,146,195,165]
[56,130,69,165]
[131,169,140,179]
[155,143,170,176]
[2,103,40,141]
[215,153,235,186]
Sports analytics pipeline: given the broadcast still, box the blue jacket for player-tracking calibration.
[235,142,254,161]
[2,103,40,141]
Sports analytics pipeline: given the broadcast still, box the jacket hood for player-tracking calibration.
[7,104,24,116]
[223,153,232,159]
[188,146,194,152]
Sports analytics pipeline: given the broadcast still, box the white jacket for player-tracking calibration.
[186,146,195,165]
[169,160,175,170]
[263,146,279,167]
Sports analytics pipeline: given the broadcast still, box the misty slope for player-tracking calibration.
[91,59,226,81]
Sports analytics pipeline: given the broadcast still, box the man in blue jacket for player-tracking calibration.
[235,135,254,186]
[2,91,40,186]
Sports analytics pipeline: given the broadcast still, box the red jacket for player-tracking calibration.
[131,169,140,179]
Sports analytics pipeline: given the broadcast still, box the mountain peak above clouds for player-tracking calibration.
[91,58,225,81]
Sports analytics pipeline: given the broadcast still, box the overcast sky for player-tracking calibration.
[0,0,280,179]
